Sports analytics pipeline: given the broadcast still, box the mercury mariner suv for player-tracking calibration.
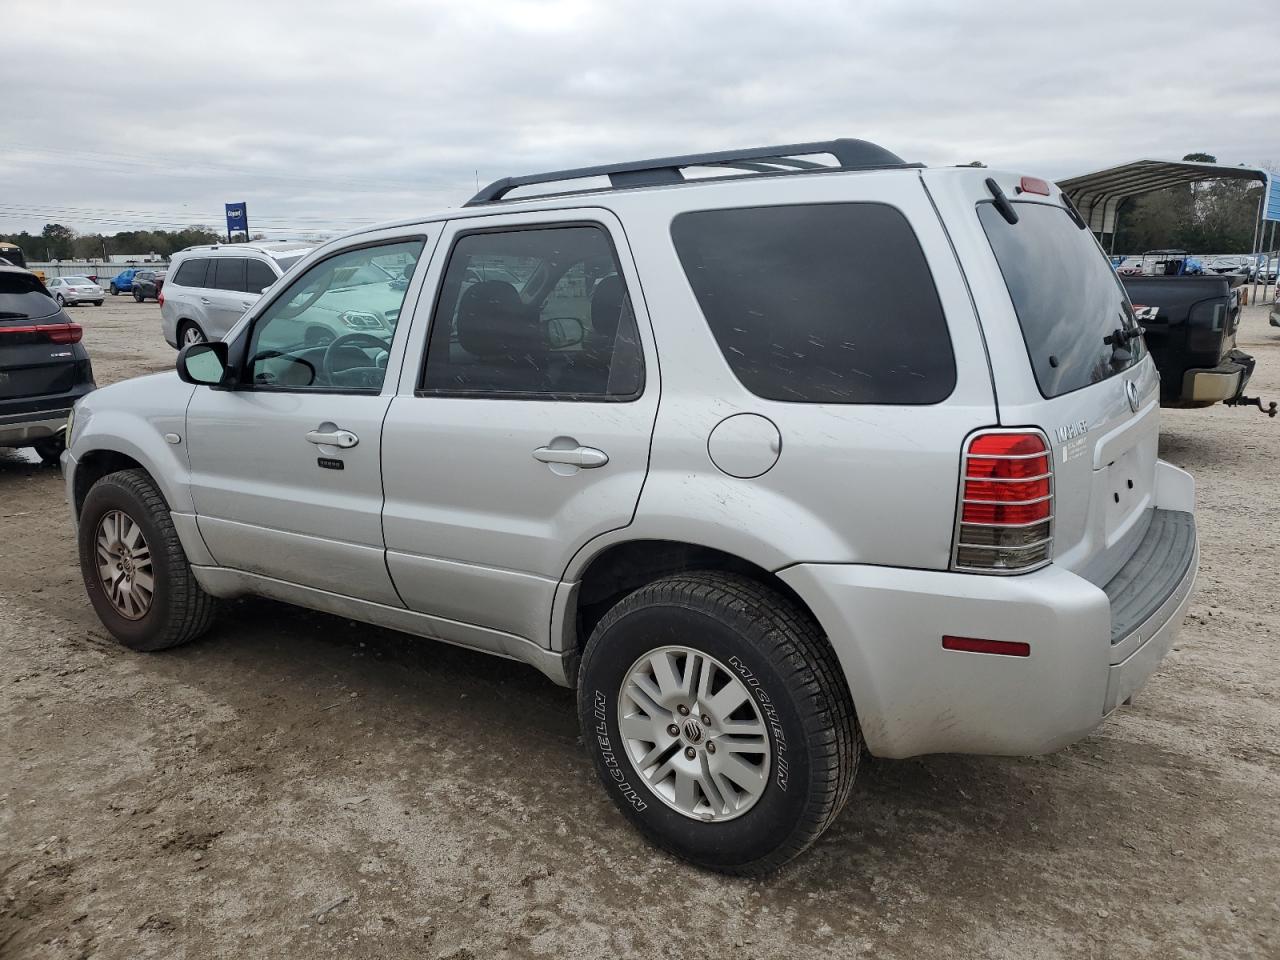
[63,139,1198,874]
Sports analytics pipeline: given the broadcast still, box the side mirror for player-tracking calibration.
[177,340,232,387]
[546,316,585,350]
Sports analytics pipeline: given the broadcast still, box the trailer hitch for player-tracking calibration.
[1224,395,1278,417]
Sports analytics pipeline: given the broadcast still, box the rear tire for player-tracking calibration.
[93,300,103,306]
[32,435,65,465]
[77,469,217,652]
[178,321,207,346]
[577,571,860,875]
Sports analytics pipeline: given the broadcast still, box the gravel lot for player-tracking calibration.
[2,294,1278,959]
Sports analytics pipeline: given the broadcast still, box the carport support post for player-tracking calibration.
[1249,192,1264,304]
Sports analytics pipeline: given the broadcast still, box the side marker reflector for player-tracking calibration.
[942,635,1030,657]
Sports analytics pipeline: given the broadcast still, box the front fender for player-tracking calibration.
[66,373,198,518]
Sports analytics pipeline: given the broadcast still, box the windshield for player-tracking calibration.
[979,201,1143,399]
[0,272,59,320]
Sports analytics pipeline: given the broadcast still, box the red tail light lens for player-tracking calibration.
[953,430,1053,574]
[0,323,83,344]
[46,323,83,344]
[157,291,164,306]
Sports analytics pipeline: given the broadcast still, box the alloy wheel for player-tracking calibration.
[95,509,154,620]
[617,645,772,822]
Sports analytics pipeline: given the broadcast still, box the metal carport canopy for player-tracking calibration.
[1057,159,1269,235]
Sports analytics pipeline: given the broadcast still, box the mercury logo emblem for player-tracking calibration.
[1125,379,1140,413]
[682,719,704,744]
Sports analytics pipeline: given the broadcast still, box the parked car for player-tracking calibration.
[131,270,166,302]
[64,140,1198,874]
[159,241,314,346]
[1258,256,1278,283]
[107,268,141,295]
[46,275,104,307]
[1,265,95,464]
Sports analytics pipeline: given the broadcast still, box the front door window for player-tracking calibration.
[246,239,424,392]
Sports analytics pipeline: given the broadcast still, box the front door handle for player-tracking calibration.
[532,444,609,468]
[200,297,211,304]
[306,427,359,449]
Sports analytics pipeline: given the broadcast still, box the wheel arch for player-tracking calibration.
[561,538,825,668]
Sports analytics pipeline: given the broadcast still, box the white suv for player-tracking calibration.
[63,139,1198,874]
[160,241,314,347]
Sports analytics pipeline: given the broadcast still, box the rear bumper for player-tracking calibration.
[1178,350,1254,404]
[0,412,69,446]
[779,499,1198,759]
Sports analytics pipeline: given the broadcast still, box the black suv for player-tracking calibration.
[132,269,166,302]
[0,266,95,464]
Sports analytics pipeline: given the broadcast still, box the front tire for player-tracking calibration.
[77,469,217,652]
[133,290,144,302]
[93,300,103,306]
[55,294,65,307]
[577,571,860,875]
[109,284,119,296]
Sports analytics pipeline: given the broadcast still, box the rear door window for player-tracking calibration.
[670,203,955,404]
[172,258,210,288]
[978,201,1143,398]
[213,258,248,293]
[245,259,277,293]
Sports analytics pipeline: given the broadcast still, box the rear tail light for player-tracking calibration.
[0,322,84,344]
[157,291,165,306]
[952,430,1053,574]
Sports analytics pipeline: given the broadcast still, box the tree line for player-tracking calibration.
[0,223,229,261]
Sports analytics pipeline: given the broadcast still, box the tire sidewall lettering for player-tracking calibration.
[592,689,648,812]
[728,654,789,793]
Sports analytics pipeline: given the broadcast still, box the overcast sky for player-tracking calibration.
[5,0,1277,239]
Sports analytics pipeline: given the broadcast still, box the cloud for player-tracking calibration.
[4,0,1277,236]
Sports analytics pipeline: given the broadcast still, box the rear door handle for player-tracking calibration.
[306,428,359,449]
[200,297,211,304]
[532,445,609,468]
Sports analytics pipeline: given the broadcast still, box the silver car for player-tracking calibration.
[159,241,314,346]
[46,275,104,307]
[63,139,1198,874]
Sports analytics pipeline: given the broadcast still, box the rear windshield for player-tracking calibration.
[0,272,58,320]
[671,203,956,404]
[979,201,1142,398]
[65,276,94,284]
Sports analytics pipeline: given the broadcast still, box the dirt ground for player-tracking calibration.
[2,294,1279,960]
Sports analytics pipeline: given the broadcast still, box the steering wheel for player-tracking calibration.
[322,332,390,383]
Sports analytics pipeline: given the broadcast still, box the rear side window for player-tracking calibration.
[0,272,57,319]
[213,257,247,293]
[172,258,209,287]
[421,225,644,400]
[978,201,1142,398]
[245,258,277,292]
[671,203,956,404]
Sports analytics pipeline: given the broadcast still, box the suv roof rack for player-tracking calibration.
[466,138,913,206]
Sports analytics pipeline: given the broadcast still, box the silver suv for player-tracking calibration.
[63,140,1199,874]
[160,241,314,347]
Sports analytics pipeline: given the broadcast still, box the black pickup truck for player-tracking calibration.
[1121,273,1274,416]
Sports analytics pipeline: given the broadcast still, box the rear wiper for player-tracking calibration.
[1103,325,1143,347]
[1104,324,1144,364]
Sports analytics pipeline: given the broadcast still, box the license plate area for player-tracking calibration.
[1101,445,1154,546]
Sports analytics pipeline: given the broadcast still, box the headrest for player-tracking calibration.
[457,280,531,358]
[590,274,629,338]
